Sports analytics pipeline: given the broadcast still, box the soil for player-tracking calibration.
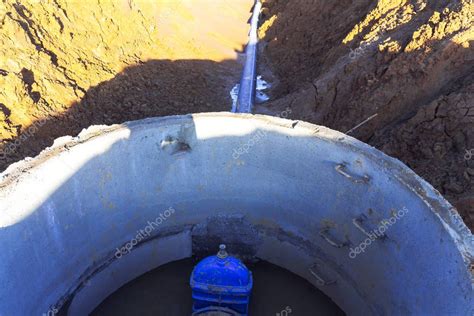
[0,0,252,170]
[256,0,474,230]
[92,258,344,316]
[0,0,472,231]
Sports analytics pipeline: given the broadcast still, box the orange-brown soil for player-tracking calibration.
[256,0,473,230]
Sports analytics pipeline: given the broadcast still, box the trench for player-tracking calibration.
[0,1,473,315]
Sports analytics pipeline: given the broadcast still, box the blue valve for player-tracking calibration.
[190,244,253,315]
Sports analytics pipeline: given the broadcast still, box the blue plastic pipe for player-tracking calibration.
[233,0,262,113]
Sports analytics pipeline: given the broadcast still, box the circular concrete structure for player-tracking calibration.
[0,113,473,315]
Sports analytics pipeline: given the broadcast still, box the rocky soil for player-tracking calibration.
[257,0,474,230]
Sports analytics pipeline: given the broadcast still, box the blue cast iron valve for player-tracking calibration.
[190,244,253,316]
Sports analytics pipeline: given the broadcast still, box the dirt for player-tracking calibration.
[256,0,474,230]
[0,0,252,170]
[0,0,473,231]
[92,258,344,316]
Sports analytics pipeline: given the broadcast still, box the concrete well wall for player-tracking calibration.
[0,113,472,315]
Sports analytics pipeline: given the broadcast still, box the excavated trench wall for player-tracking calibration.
[0,114,472,315]
[256,0,474,228]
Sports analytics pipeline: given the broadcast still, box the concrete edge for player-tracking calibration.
[1,112,472,278]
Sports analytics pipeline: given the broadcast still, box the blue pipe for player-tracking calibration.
[233,0,262,113]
